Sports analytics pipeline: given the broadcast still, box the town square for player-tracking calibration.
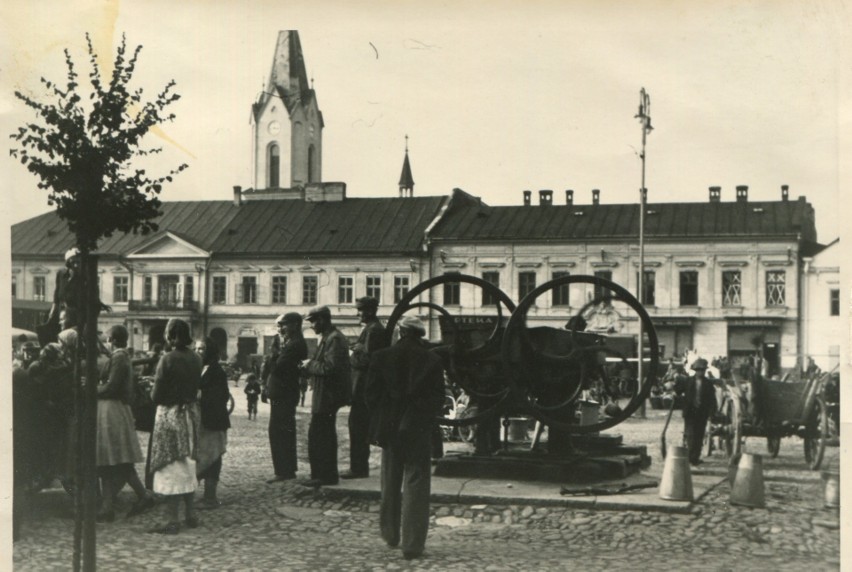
[3,1,848,570]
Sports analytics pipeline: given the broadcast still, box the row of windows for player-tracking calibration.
[440,270,790,308]
[211,275,412,306]
[120,275,194,305]
[20,270,840,315]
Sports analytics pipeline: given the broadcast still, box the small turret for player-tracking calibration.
[398,135,415,198]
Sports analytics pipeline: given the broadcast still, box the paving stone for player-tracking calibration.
[13,410,838,570]
[435,516,472,528]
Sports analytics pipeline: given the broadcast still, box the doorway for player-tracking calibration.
[209,328,228,360]
[237,336,258,370]
[148,321,166,350]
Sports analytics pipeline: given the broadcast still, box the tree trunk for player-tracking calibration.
[82,253,99,572]
[72,271,84,572]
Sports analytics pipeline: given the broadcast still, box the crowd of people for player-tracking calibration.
[13,287,444,560]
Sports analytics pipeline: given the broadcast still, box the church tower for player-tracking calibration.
[251,31,323,190]
[398,135,414,197]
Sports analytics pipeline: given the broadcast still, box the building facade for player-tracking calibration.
[10,30,830,378]
[800,238,842,371]
[426,186,819,377]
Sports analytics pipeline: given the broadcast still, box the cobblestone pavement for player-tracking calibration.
[13,402,840,571]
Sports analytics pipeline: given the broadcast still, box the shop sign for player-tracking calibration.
[438,315,499,330]
[727,319,779,327]
[652,318,692,327]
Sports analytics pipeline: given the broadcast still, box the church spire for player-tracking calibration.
[398,135,414,198]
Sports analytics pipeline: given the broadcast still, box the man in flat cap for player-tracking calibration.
[263,313,308,483]
[366,316,444,561]
[300,306,351,486]
[342,297,388,479]
[668,357,718,465]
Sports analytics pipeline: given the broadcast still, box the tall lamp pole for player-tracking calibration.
[635,88,652,418]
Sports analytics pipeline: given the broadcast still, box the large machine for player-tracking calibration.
[387,273,661,482]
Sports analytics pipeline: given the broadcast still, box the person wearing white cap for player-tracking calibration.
[42,246,110,344]
[365,315,444,561]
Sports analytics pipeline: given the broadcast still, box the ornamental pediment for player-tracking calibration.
[126,232,209,258]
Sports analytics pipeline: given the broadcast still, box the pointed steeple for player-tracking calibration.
[252,31,323,190]
[398,135,414,198]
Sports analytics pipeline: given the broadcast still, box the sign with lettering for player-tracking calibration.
[652,318,693,327]
[727,319,779,327]
[439,315,500,328]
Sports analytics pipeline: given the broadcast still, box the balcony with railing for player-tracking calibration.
[128,298,199,314]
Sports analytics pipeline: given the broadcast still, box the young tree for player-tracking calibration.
[10,34,187,572]
[11,33,187,251]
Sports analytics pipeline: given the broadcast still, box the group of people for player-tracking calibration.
[98,319,233,531]
[13,317,233,537]
[17,246,448,558]
[258,297,444,559]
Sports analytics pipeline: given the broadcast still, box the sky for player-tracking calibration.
[1,0,849,245]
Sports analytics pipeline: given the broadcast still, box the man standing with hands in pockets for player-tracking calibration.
[264,313,307,483]
[366,315,445,561]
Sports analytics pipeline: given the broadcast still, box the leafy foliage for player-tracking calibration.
[10,34,187,251]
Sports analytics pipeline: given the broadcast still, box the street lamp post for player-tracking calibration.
[635,88,652,418]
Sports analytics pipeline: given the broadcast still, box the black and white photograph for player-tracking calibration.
[2,1,848,569]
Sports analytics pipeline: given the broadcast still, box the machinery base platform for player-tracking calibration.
[434,434,651,484]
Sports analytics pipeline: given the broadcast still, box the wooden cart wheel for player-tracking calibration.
[804,396,828,470]
[723,397,742,459]
[766,436,781,458]
[457,423,476,443]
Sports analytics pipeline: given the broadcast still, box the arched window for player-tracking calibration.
[268,143,280,188]
[307,144,316,182]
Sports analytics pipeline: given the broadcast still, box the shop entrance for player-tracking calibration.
[148,321,167,350]
[236,336,258,370]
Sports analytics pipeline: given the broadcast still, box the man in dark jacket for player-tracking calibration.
[672,358,718,465]
[264,313,308,483]
[366,316,445,561]
[343,296,387,479]
[301,306,351,487]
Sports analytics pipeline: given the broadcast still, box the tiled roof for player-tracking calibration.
[11,201,241,258]
[12,196,447,259]
[430,197,817,243]
[209,197,445,255]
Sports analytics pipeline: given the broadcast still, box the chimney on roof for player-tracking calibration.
[539,190,553,206]
[592,189,600,205]
[565,190,574,206]
[523,190,532,206]
[709,186,721,203]
[781,184,789,201]
[736,185,748,202]
[233,185,242,207]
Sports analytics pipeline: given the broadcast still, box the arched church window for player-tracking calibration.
[308,145,315,182]
[268,143,280,188]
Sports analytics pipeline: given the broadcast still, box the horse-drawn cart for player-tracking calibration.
[710,371,829,470]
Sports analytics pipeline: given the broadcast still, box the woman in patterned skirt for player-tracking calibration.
[148,319,202,534]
